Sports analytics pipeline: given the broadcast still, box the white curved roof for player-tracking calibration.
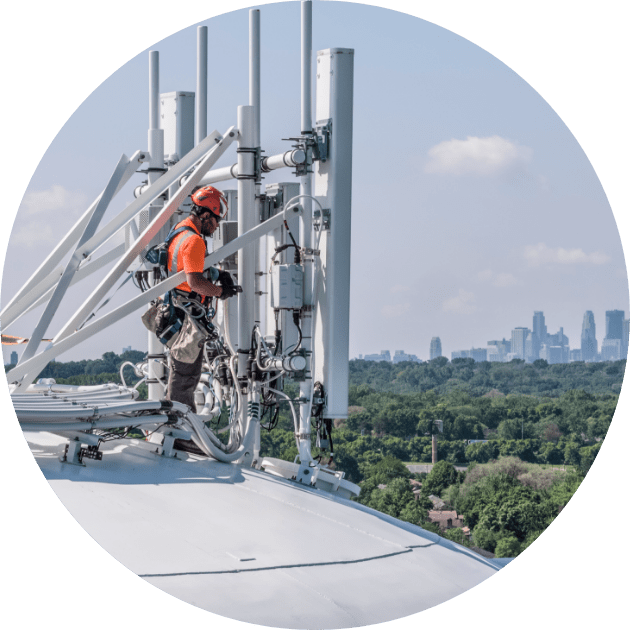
[26,430,502,628]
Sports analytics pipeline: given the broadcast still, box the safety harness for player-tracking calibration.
[147,223,217,345]
[145,224,198,272]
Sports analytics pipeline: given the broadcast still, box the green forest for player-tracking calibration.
[9,353,624,558]
[262,357,621,557]
[349,355,625,396]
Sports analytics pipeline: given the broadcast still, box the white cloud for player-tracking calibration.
[425,135,532,176]
[477,269,517,287]
[524,242,611,266]
[12,224,56,248]
[443,289,477,314]
[19,184,88,217]
[381,303,410,318]
[14,185,89,248]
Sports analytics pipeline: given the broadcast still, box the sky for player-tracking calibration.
[1,1,627,365]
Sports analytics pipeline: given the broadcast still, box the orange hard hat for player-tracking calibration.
[191,185,227,218]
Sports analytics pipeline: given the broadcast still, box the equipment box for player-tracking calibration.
[271,264,304,310]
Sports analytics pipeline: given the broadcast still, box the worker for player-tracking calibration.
[165,185,238,411]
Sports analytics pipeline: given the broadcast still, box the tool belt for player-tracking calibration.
[153,291,186,346]
[142,289,217,362]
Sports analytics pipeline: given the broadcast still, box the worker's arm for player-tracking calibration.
[186,272,222,298]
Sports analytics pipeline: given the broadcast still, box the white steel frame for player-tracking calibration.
[7,1,354,487]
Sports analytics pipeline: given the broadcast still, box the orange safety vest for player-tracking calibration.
[166,217,207,295]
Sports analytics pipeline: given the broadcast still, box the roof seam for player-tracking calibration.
[139,547,415,578]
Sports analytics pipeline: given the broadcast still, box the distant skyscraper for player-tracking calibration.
[581,311,597,362]
[601,338,622,361]
[488,339,511,362]
[623,319,630,360]
[525,331,536,362]
[363,350,391,362]
[532,311,547,340]
[450,347,485,361]
[511,327,529,360]
[10,351,18,365]
[392,350,421,363]
[543,327,569,363]
[470,348,487,362]
[602,309,624,361]
[544,345,564,365]
[532,311,546,359]
[605,310,624,341]
[430,337,442,360]
[451,350,471,360]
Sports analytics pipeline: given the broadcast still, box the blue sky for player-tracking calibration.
[1,1,627,364]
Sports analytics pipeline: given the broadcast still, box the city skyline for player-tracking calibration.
[7,303,627,366]
[356,307,628,363]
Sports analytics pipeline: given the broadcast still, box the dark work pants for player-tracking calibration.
[166,346,204,411]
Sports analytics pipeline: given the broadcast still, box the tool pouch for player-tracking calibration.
[141,300,161,333]
[170,312,206,363]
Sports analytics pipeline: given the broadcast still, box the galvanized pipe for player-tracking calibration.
[20,415,174,432]
[147,50,166,401]
[297,0,315,469]
[250,10,261,148]
[178,149,305,190]
[301,1,313,134]
[15,399,188,419]
[149,51,159,131]
[196,26,208,145]
[250,9,263,336]
[236,106,257,378]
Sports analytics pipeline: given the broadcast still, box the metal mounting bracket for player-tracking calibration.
[313,208,331,231]
[149,427,193,458]
[313,119,332,162]
[59,432,102,466]
[259,189,283,221]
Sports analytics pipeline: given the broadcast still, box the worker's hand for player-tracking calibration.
[218,270,234,287]
[219,284,239,300]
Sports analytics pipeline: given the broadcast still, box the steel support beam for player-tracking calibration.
[7,205,302,389]
[0,151,146,323]
[53,127,236,344]
[20,154,133,364]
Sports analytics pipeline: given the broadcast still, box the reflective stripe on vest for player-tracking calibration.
[169,230,197,275]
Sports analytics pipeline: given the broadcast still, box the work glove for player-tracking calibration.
[219,284,239,300]
[218,270,234,287]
